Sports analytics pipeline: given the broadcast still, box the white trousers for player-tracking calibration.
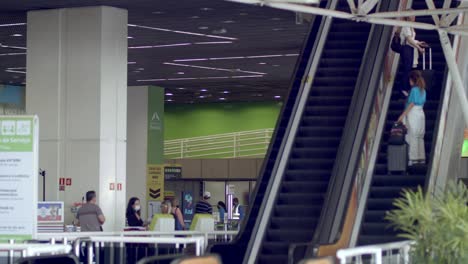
[404,106,426,164]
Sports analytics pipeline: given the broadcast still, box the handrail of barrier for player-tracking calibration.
[0,244,71,258]
[336,240,413,264]
[164,128,273,158]
[37,230,238,240]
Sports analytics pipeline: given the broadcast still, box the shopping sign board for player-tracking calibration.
[0,116,39,242]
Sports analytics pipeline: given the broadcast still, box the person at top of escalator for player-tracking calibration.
[398,70,426,166]
[399,11,428,98]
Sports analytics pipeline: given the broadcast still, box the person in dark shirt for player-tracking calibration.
[195,191,213,214]
[126,197,144,227]
[76,190,105,232]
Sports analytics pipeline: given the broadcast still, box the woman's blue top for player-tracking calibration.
[407,86,426,108]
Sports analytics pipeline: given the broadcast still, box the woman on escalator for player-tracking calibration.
[398,70,426,166]
[399,12,427,98]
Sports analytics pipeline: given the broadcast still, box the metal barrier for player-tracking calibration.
[164,128,273,158]
[74,236,205,264]
[37,230,238,246]
[336,240,413,264]
[34,230,238,263]
[0,243,71,264]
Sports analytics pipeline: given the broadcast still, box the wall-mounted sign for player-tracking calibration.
[0,116,39,242]
[462,129,468,158]
[38,201,64,223]
[164,166,182,180]
[147,165,164,201]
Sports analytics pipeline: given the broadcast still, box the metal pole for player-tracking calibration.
[438,29,468,126]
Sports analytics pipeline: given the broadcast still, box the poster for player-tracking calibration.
[147,164,164,202]
[462,129,468,158]
[0,116,38,242]
[182,191,194,224]
[37,202,64,223]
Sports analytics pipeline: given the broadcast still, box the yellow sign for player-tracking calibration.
[147,164,164,201]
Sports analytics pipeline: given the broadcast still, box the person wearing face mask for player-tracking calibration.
[126,197,144,227]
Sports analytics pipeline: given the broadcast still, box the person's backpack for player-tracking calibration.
[390,33,402,53]
[389,122,407,145]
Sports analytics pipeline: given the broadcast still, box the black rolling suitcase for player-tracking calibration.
[388,144,408,174]
[422,47,435,90]
[387,122,408,174]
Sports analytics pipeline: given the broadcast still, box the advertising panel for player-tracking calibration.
[0,116,38,242]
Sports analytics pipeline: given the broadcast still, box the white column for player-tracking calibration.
[26,6,128,231]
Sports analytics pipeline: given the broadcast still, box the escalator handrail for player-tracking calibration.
[312,0,399,246]
[244,1,340,263]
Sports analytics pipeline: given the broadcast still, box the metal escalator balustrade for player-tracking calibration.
[208,2,329,263]
[256,2,374,263]
[357,0,450,246]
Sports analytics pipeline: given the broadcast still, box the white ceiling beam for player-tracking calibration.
[365,17,439,30]
[368,7,468,18]
[443,0,452,9]
[445,28,468,37]
[347,0,357,14]
[266,2,354,19]
[425,0,441,25]
[359,0,379,15]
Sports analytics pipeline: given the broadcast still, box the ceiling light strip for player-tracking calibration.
[163,62,266,75]
[0,52,26,56]
[0,23,26,27]
[173,53,299,62]
[128,24,237,41]
[129,43,192,49]
[137,75,264,82]
[195,41,233,45]
[0,44,27,50]
[5,70,26,74]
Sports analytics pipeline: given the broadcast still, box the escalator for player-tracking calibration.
[210,0,394,263]
[257,5,372,263]
[356,0,450,246]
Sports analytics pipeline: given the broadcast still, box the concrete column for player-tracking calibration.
[26,6,128,231]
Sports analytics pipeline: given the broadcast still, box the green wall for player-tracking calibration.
[164,102,282,140]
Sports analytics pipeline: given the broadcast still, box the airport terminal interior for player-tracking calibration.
[0,0,467,263]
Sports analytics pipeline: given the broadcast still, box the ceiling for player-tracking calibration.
[0,0,310,104]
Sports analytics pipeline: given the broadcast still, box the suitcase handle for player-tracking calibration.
[422,47,432,70]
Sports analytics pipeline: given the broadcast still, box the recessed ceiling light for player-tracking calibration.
[258,62,266,65]
[200,89,208,92]
[223,91,230,94]
[166,99,173,102]
[176,72,185,75]
[199,95,206,98]
[198,26,209,30]
[219,98,226,101]
[273,28,284,31]
[274,95,281,99]
[177,87,186,90]
[166,92,173,96]
[200,7,213,11]
[137,68,144,71]
[191,16,200,19]
[152,11,164,14]
[128,62,136,64]
[222,20,235,24]
[11,34,23,37]
[273,65,280,67]
[127,36,133,39]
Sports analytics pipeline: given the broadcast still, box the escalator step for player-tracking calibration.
[277,193,324,204]
[281,181,329,193]
[270,217,318,230]
[273,205,322,217]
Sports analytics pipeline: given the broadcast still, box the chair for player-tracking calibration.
[170,255,221,264]
[16,254,79,264]
[298,256,335,264]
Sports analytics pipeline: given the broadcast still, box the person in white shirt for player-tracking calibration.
[399,11,427,98]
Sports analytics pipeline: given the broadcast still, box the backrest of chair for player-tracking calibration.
[172,255,221,264]
[16,254,79,264]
